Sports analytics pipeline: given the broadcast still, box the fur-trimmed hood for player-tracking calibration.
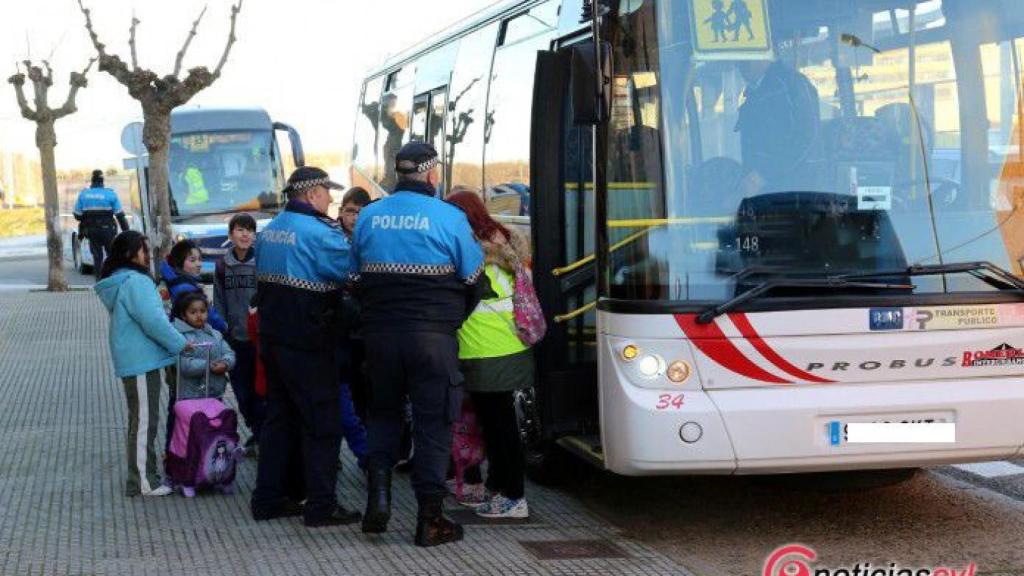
[481,228,530,272]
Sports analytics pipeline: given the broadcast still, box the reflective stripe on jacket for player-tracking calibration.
[457,264,527,360]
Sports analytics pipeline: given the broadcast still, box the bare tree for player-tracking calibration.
[77,0,243,263]
[8,58,95,292]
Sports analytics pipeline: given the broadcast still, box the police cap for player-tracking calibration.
[395,142,439,175]
[283,166,345,195]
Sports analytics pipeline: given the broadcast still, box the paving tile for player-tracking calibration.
[0,292,693,576]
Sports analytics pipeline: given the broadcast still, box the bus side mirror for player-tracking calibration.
[569,41,612,125]
[273,122,306,168]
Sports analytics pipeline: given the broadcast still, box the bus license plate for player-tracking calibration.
[828,417,952,446]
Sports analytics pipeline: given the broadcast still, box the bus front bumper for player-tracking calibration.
[599,373,1024,476]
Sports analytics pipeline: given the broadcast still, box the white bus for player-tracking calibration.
[354,0,1024,477]
[72,107,304,276]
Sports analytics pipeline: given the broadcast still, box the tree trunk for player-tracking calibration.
[142,112,173,271]
[36,122,68,292]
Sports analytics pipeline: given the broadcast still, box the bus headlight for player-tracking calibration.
[666,360,691,384]
[637,354,665,378]
[621,344,639,362]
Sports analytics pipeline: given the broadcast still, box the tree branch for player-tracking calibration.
[212,0,242,77]
[24,61,50,113]
[129,15,140,70]
[7,70,38,122]
[77,0,135,89]
[77,0,107,58]
[54,57,95,119]
[41,60,53,84]
[173,5,207,78]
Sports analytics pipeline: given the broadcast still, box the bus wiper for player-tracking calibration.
[696,277,913,324]
[837,261,1024,292]
[172,209,250,223]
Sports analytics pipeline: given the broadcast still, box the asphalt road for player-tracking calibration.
[565,455,1024,575]
[0,253,95,288]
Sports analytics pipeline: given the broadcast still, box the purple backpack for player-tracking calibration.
[166,399,241,495]
[165,343,242,496]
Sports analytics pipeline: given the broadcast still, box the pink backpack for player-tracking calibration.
[504,244,547,346]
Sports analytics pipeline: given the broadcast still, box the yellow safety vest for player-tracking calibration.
[458,264,528,360]
[184,167,209,205]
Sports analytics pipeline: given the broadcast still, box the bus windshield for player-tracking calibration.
[168,130,280,219]
[607,0,1024,302]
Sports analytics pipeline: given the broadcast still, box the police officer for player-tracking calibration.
[250,166,362,527]
[350,142,484,547]
[74,170,129,279]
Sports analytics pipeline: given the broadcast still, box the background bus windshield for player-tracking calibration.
[607,0,1024,302]
[168,130,278,218]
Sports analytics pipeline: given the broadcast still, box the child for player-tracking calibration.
[171,292,236,401]
[214,213,265,454]
[94,231,187,497]
[337,187,371,468]
[161,239,228,334]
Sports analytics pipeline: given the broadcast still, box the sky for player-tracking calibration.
[0,0,499,170]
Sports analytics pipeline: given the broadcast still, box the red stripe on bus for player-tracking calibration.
[674,314,790,384]
[728,313,835,384]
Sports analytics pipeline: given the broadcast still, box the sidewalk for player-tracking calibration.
[0,291,694,576]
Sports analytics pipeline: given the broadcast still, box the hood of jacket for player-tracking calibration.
[223,247,255,267]
[482,228,530,272]
[94,269,135,311]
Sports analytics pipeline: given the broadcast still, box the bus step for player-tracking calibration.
[556,435,605,469]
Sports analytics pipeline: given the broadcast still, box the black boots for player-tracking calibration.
[414,498,463,548]
[361,466,392,533]
[304,504,362,528]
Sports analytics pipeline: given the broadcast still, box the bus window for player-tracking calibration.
[354,76,384,194]
[605,0,1024,302]
[606,1,667,299]
[377,67,415,193]
[500,1,559,47]
[168,130,277,218]
[410,88,450,192]
[411,93,429,143]
[483,21,555,217]
[446,22,499,194]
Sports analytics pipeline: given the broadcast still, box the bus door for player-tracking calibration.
[529,39,601,462]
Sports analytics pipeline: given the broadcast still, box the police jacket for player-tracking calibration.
[350,179,484,334]
[74,186,129,233]
[255,199,351,350]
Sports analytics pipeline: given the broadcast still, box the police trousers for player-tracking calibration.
[86,226,117,279]
[365,331,463,506]
[252,343,344,522]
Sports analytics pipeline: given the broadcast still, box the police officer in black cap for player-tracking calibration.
[251,166,362,527]
[74,169,129,279]
[350,142,484,547]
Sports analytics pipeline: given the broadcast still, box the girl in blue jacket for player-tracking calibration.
[95,231,190,497]
[159,239,228,334]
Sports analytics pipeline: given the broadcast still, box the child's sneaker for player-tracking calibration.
[456,483,489,507]
[475,495,529,519]
[143,485,173,497]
